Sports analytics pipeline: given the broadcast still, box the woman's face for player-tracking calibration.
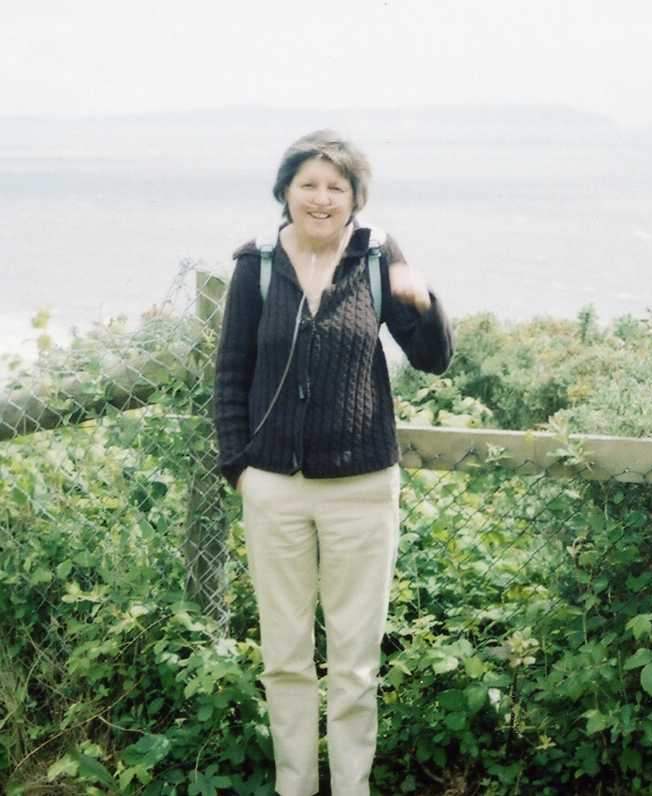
[285,157,354,245]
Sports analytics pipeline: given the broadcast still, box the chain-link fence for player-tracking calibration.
[1,263,230,627]
[2,263,652,792]
[396,438,652,644]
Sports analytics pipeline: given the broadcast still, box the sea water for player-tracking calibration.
[2,122,652,367]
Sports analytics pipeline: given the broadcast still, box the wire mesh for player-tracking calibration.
[395,459,652,640]
[2,261,652,791]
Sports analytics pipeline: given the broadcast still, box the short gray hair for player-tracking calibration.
[272,130,371,221]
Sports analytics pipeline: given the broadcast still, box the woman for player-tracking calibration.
[214,130,453,796]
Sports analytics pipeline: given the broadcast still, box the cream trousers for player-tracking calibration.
[241,464,400,796]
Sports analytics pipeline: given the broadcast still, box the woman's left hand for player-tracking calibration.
[389,261,432,314]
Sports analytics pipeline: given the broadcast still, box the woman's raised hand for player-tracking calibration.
[388,261,432,314]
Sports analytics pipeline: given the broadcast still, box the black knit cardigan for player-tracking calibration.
[214,225,454,488]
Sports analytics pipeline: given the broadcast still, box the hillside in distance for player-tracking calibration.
[0,103,642,164]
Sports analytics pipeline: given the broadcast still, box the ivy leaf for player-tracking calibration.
[385,656,412,690]
[431,654,459,674]
[121,734,171,768]
[443,711,466,731]
[386,665,405,690]
[640,663,652,697]
[620,746,642,774]
[583,709,608,735]
[189,772,215,796]
[149,480,168,500]
[438,689,465,711]
[465,684,488,714]
[464,655,486,679]
[75,753,115,789]
[30,567,52,585]
[626,573,652,593]
[11,486,28,506]
[626,614,652,640]
[623,648,652,671]
[47,755,79,781]
[56,559,73,579]
[173,609,205,633]
[119,764,152,790]
[576,743,600,776]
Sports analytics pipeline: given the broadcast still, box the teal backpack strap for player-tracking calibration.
[256,239,274,302]
[367,246,382,324]
[367,226,386,324]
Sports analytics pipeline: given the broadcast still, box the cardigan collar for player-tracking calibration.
[232,220,373,291]
[232,219,372,259]
[279,223,371,287]
[275,218,371,254]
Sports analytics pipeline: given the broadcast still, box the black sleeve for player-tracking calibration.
[380,233,454,374]
[213,254,261,487]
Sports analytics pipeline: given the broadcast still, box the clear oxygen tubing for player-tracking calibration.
[250,249,321,438]
[219,291,306,475]
[222,245,340,469]
[250,292,307,438]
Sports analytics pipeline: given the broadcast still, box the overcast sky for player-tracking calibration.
[2,0,652,127]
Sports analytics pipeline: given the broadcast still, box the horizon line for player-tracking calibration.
[0,101,621,123]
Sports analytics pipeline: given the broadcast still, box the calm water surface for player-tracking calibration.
[2,131,652,364]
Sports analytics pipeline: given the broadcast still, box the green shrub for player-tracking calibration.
[393,307,652,437]
[3,303,652,794]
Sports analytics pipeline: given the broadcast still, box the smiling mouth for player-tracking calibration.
[308,212,331,219]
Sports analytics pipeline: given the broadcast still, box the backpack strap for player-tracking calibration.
[367,226,386,324]
[367,246,382,324]
[255,236,275,302]
[256,227,385,321]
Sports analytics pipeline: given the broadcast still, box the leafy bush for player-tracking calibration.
[0,397,280,792]
[4,414,652,794]
[3,301,652,794]
[375,467,652,794]
[393,307,652,437]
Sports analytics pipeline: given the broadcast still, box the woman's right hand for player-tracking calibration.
[389,260,432,314]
